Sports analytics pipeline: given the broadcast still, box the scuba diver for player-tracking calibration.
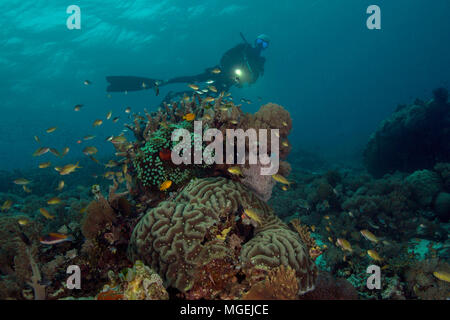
[106,33,270,103]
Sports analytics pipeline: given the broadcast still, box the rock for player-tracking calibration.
[406,170,441,206]
[434,192,450,222]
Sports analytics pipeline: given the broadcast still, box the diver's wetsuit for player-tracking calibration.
[106,39,266,103]
[166,43,265,91]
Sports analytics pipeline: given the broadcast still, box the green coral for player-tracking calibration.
[133,121,211,190]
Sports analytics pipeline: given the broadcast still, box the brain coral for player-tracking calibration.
[128,177,317,296]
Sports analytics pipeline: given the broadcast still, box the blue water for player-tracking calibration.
[1,0,449,170]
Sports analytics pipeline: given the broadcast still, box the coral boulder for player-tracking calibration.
[128,177,317,298]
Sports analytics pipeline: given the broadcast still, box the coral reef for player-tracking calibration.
[81,188,117,240]
[97,260,168,300]
[405,258,450,300]
[290,218,324,261]
[364,88,450,177]
[242,265,299,300]
[272,156,450,299]
[301,271,358,300]
[121,98,294,203]
[434,192,450,222]
[405,169,442,206]
[2,86,449,302]
[128,177,317,298]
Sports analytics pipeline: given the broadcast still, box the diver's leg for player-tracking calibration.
[166,68,218,85]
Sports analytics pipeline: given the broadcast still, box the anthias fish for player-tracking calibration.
[83,146,98,156]
[39,208,55,219]
[243,208,262,224]
[1,200,13,212]
[433,271,450,283]
[61,147,70,157]
[93,119,103,127]
[360,230,379,243]
[367,250,383,261]
[33,147,50,157]
[188,84,199,91]
[56,180,65,191]
[47,197,62,205]
[183,113,195,121]
[38,161,51,169]
[272,174,291,185]
[337,238,353,252]
[49,148,61,157]
[13,178,31,185]
[227,166,243,177]
[159,180,172,191]
[59,161,81,175]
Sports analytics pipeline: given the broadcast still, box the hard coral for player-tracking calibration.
[405,169,442,206]
[132,122,196,191]
[98,260,168,300]
[128,177,317,297]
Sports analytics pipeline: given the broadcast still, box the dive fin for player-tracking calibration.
[106,76,161,92]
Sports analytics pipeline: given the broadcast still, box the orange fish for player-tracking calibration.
[183,113,195,121]
[159,180,172,191]
[39,208,55,219]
